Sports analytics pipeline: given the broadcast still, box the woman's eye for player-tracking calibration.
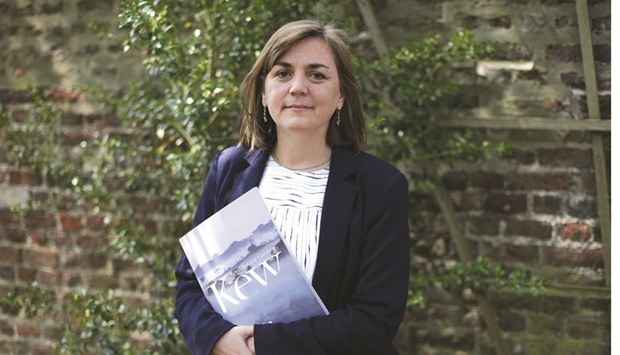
[310,72,326,80]
[275,71,290,78]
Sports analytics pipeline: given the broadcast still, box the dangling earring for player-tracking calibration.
[336,110,341,126]
[263,106,268,123]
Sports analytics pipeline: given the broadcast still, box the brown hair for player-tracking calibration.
[238,20,366,152]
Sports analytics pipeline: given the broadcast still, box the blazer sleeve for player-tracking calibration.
[254,171,410,355]
[174,151,235,355]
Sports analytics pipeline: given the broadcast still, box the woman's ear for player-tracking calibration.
[338,96,344,110]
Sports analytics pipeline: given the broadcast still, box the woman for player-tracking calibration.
[175,20,410,355]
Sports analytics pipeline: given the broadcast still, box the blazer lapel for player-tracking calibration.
[312,147,357,297]
[230,149,268,202]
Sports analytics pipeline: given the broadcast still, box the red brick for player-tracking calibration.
[533,195,561,215]
[498,311,526,332]
[558,222,592,241]
[9,107,30,122]
[16,321,39,337]
[0,210,20,224]
[451,191,484,210]
[0,246,22,263]
[599,94,611,119]
[16,267,37,282]
[24,211,55,228]
[5,226,27,243]
[32,343,54,355]
[112,258,137,273]
[454,13,480,29]
[29,190,50,203]
[507,172,572,191]
[28,230,47,245]
[76,233,106,249]
[581,173,596,194]
[566,317,606,339]
[442,171,468,190]
[87,274,119,289]
[37,269,60,286]
[503,244,540,263]
[484,192,527,213]
[563,131,589,144]
[489,15,511,29]
[0,266,14,280]
[85,114,121,127]
[505,218,553,239]
[0,319,14,336]
[0,89,33,103]
[542,246,603,268]
[492,43,533,61]
[546,44,581,62]
[516,69,548,84]
[44,88,84,103]
[85,215,106,231]
[48,231,71,247]
[555,15,575,29]
[504,149,536,165]
[59,213,83,232]
[22,248,58,268]
[578,299,610,313]
[593,44,611,63]
[63,253,107,269]
[560,71,585,89]
[538,148,592,169]
[468,215,501,235]
[8,168,37,185]
[470,171,504,189]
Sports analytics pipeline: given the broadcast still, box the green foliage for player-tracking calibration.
[358,31,508,172]
[1,88,84,190]
[0,282,54,317]
[409,256,549,309]
[0,0,546,352]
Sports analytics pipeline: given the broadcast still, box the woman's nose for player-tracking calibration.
[289,73,308,95]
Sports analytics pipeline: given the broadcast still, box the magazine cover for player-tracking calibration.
[179,187,329,325]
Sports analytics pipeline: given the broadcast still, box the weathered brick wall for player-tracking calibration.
[0,0,611,354]
[0,0,147,353]
[374,0,611,354]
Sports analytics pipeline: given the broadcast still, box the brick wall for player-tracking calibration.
[376,1,611,354]
[0,0,611,354]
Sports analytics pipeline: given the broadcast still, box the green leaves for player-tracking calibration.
[410,256,549,309]
[359,30,504,170]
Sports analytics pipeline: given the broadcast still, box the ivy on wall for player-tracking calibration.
[0,0,546,352]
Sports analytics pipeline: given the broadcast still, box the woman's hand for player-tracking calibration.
[212,326,255,355]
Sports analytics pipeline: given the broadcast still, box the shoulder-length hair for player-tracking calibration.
[238,19,366,152]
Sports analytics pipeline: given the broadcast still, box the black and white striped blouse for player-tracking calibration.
[258,155,329,281]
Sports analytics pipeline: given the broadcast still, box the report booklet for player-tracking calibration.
[179,187,328,325]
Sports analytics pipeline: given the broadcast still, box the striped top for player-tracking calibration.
[258,155,329,281]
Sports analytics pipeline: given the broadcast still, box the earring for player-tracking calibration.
[263,106,268,122]
[336,110,341,126]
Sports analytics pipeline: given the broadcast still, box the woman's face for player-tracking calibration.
[262,37,344,138]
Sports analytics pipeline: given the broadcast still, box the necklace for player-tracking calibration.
[271,153,331,171]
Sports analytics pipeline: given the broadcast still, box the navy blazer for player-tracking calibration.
[175,146,410,355]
